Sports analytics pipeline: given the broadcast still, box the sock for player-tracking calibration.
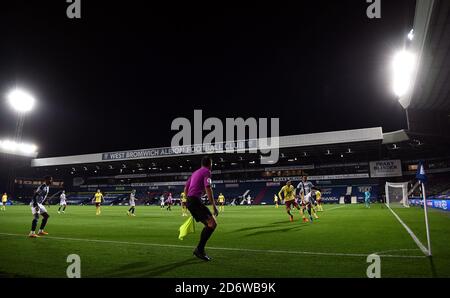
[132,207,135,214]
[63,206,66,211]
[31,218,38,232]
[197,226,215,253]
[40,216,48,230]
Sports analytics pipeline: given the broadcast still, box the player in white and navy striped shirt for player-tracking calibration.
[297,176,320,220]
[127,190,137,216]
[29,176,53,238]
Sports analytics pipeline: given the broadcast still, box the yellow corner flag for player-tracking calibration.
[178,216,195,240]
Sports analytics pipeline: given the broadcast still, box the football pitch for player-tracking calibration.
[0,204,449,278]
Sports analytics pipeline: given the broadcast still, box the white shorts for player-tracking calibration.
[30,203,47,215]
[130,202,136,207]
[60,201,67,206]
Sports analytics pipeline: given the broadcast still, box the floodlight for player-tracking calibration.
[392,50,416,97]
[407,29,414,41]
[7,88,35,113]
[0,139,38,157]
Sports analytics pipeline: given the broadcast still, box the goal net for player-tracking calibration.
[385,182,410,208]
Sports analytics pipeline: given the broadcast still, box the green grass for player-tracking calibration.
[0,204,449,278]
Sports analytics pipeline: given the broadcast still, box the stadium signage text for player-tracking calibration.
[369,160,402,178]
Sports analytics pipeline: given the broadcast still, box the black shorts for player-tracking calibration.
[187,196,212,222]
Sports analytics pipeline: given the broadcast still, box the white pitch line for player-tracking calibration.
[323,205,347,212]
[0,232,425,259]
[385,204,430,256]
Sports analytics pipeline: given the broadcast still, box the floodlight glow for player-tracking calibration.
[7,88,36,113]
[407,29,414,41]
[392,50,416,97]
[0,139,38,157]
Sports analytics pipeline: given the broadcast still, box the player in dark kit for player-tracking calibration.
[29,176,53,238]
[184,156,219,261]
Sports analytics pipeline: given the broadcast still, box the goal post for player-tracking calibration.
[385,179,432,256]
[385,182,410,208]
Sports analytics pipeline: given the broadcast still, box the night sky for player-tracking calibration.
[0,0,416,158]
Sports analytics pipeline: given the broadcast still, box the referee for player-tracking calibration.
[184,156,219,261]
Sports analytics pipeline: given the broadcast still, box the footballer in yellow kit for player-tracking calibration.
[218,193,225,212]
[180,192,188,216]
[316,190,323,211]
[1,193,7,211]
[273,194,279,208]
[92,189,104,215]
[278,180,303,222]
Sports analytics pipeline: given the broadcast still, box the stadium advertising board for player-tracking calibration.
[101,140,258,161]
[369,159,402,177]
[410,198,450,211]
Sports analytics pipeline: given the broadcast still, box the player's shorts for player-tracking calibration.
[187,196,212,222]
[219,201,224,205]
[30,203,47,215]
[181,201,187,207]
[60,201,67,206]
[95,202,101,207]
[285,200,299,209]
[1,202,5,206]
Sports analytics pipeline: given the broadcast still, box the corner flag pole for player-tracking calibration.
[421,182,432,256]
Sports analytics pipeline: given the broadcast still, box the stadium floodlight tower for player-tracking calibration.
[6,87,36,142]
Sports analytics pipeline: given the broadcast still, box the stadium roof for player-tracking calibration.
[31,127,384,167]
[400,0,450,111]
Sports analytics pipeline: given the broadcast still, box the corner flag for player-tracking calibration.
[416,161,427,183]
[178,216,195,240]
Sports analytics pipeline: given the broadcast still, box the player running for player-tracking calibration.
[278,180,303,222]
[160,194,165,209]
[184,156,218,261]
[166,193,173,211]
[364,190,371,208]
[180,191,188,216]
[274,194,279,208]
[29,176,53,238]
[92,189,104,215]
[127,190,137,216]
[1,193,7,211]
[301,191,315,223]
[58,190,67,214]
[218,193,225,212]
[297,176,320,220]
[316,189,324,212]
[246,195,252,207]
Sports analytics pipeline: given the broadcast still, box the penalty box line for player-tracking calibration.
[385,204,430,256]
[0,232,425,259]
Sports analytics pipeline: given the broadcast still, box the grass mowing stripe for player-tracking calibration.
[0,232,425,259]
[385,204,430,256]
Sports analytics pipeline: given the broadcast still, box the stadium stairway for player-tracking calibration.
[253,186,268,205]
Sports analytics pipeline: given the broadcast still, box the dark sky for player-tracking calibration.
[0,0,416,158]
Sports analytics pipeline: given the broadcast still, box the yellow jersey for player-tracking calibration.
[316,191,322,200]
[278,185,296,202]
[2,195,7,202]
[181,192,187,203]
[218,195,225,203]
[94,192,103,203]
